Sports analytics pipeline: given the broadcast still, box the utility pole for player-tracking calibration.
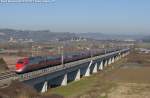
[103,44,106,54]
[31,45,34,57]
[105,49,106,54]
[58,46,61,54]
[90,44,93,58]
[61,45,64,67]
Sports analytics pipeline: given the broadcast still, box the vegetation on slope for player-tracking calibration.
[0,81,64,98]
[0,58,8,72]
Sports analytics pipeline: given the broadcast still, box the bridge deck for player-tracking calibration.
[0,48,129,88]
[18,48,129,81]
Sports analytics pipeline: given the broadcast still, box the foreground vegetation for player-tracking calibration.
[1,50,150,98]
[0,58,8,73]
[45,59,126,98]
[46,51,150,98]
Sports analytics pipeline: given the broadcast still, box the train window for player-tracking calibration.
[55,57,61,60]
[29,57,35,61]
[72,54,79,57]
[17,60,24,64]
[29,57,38,64]
[47,56,55,61]
[47,56,61,61]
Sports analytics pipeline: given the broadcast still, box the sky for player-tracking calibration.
[0,0,150,34]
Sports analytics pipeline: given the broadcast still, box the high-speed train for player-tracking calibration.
[16,49,118,73]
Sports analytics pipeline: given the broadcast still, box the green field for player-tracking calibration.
[49,75,98,97]
[44,59,126,98]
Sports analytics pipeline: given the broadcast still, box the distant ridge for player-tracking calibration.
[142,36,150,42]
[0,29,77,42]
[0,29,149,42]
[77,32,148,40]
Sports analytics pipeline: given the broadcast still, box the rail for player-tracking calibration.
[0,71,17,88]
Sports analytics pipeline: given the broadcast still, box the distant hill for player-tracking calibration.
[0,29,78,42]
[0,29,149,42]
[77,32,149,40]
[77,32,106,40]
[142,36,150,42]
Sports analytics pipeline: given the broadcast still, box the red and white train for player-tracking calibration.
[16,49,117,73]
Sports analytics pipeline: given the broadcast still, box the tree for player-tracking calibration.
[0,58,8,72]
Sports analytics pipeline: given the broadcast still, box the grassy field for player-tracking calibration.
[48,75,98,97]
[1,50,150,98]
[44,59,126,98]
[44,51,150,98]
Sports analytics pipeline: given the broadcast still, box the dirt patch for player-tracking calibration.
[105,52,150,98]
[106,67,150,83]
[127,52,150,67]
[0,81,38,98]
[108,83,150,98]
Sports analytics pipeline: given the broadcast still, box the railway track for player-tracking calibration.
[0,70,17,88]
[0,71,16,80]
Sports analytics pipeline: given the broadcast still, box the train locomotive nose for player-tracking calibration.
[16,63,23,70]
[15,58,29,73]
[16,63,25,73]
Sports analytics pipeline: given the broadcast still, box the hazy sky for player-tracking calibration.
[0,0,150,34]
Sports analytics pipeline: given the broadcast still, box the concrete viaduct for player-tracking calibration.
[15,48,130,93]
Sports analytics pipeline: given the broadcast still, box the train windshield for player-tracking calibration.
[17,60,24,64]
